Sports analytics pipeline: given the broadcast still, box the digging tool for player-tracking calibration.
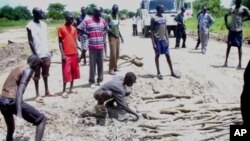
[118,57,143,67]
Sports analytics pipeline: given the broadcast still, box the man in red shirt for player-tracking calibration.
[58,12,80,98]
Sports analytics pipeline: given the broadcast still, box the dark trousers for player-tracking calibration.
[132,24,138,36]
[89,49,104,83]
[175,25,186,48]
[195,29,201,49]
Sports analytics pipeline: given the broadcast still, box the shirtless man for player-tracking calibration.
[0,55,47,141]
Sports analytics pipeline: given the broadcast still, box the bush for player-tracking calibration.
[47,3,65,20]
[0,5,31,20]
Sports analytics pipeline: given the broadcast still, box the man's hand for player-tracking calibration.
[121,37,124,43]
[62,55,67,62]
[16,116,25,128]
[78,56,81,63]
[153,43,157,49]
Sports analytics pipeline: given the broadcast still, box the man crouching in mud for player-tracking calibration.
[94,72,139,121]
[0,55,47,141]
[241,60,250,126]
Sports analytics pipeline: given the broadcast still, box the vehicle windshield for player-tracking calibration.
[149,0,176,13]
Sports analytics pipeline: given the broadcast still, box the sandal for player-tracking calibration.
[157,74,163,80]
[62,92,68,98]
[35,96,44,103]
[171,73,180,79]
[68,90,78,94]
[44,92,56,97]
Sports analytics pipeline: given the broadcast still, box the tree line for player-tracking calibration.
[0,1,249,21]
[0,3,136,21]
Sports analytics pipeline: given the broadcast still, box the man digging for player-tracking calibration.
[93,72,139,122]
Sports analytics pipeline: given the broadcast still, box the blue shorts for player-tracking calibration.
[154,40,169,55]
[228,30,242,47]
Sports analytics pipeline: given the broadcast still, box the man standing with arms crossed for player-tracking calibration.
[150,4,180,80]
[224,0,250,69]
[26,7,54,103]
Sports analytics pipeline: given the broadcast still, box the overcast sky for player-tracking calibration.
[0,0,232,12]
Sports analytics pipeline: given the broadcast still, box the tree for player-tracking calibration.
[13,6,31,20]
[119,9,129,16]
[128,11,136,18]
[0,5,15,20]
[104,8,111,15]
[243,0,250,9]
[193,0,225,17]
[47,3,65,20]
[86,4,96,16]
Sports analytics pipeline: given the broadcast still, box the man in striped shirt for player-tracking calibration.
[78,6,108,87]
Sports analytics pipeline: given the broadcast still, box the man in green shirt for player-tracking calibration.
[107,4,124,75]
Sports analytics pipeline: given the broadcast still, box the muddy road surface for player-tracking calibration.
[0,19,249,141]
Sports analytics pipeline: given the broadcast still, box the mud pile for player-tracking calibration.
[0,41,30,72]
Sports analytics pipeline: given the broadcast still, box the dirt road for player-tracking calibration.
[0,19,248,141]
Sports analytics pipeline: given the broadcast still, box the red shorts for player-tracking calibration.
[62,54,80,83]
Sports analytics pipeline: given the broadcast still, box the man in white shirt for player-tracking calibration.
[26,7,55,103]
[198,6,214,54]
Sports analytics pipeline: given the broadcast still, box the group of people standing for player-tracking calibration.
[0,4,127,141]
[61,5,124,94]
[174,0,250,70]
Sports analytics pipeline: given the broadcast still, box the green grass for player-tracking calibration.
[0,19,29,32]
[185,17,250,38]
[0,18,64,32]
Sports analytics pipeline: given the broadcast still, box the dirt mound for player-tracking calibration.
[0,41,30,72]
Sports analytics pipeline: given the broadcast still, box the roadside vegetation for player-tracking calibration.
[185,17,250,38]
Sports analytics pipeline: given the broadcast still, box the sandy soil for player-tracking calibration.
[0,19,249,141]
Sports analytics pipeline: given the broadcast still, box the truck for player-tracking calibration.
[139,0,193,37]
[140,0,178,37]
